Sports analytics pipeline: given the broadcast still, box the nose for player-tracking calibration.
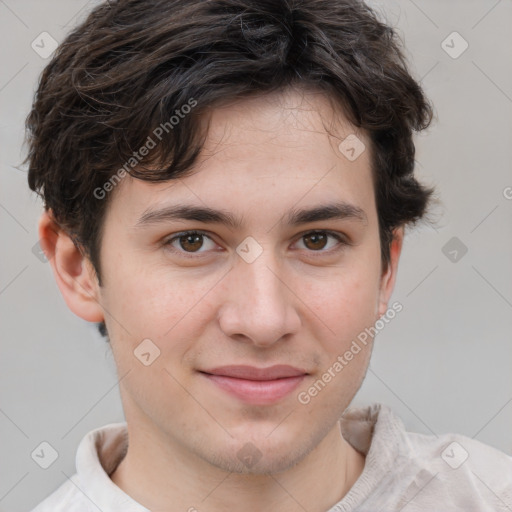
[217,245,301,348]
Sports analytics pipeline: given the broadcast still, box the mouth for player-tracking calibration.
[198,365,308,404]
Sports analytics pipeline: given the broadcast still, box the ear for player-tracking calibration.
[376,226,404,318]
[38,210,105,323]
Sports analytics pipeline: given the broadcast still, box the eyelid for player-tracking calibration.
[163,230,218,257]
[294,228,351,245]
[291,229,351,254]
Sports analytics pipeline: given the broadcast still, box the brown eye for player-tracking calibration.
[296,230,347,253]
[178,233,204,252]
[164,231,217,257]
[303,232,329,251]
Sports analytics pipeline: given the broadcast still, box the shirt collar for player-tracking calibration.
[76,422,149,511]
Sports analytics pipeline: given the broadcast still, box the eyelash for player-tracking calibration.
[162,229,350,259]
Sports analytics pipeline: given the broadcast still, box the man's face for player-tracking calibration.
[94,87,400,473]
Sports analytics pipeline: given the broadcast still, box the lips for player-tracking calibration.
[200,365,307,380]
[199,365,308,404]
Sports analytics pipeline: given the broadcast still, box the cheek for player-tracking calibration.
[100,261,220,356]
[296,270,379,409]
[299,260,381,338]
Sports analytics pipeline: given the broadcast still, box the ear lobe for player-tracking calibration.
[38,210,105,323]
[376,227,404,318]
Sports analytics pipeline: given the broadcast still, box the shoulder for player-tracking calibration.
[394,422,512,510]
[30,422,130,512]
[405,429,512,483]
[341,404,512,511]
[30,473,92,512]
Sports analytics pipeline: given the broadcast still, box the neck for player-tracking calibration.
[110,419,365,512]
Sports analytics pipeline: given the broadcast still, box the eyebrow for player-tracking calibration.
[134,201,368,229]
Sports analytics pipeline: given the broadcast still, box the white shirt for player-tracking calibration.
[30,403,512,511]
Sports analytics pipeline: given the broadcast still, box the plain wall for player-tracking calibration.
[1,0,511,510]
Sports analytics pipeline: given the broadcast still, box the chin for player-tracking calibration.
[200,428,318,476]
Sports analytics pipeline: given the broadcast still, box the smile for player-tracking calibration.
[199,365,308,404]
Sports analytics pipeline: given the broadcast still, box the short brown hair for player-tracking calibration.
[26,0,435,338]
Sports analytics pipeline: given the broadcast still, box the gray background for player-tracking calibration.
[1,0,511,510]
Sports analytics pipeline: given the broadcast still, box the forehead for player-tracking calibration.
[106,88,375,226]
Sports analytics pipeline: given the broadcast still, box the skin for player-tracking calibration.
[39,86,403,512]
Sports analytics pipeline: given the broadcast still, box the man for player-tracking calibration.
[27,0,512,510]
